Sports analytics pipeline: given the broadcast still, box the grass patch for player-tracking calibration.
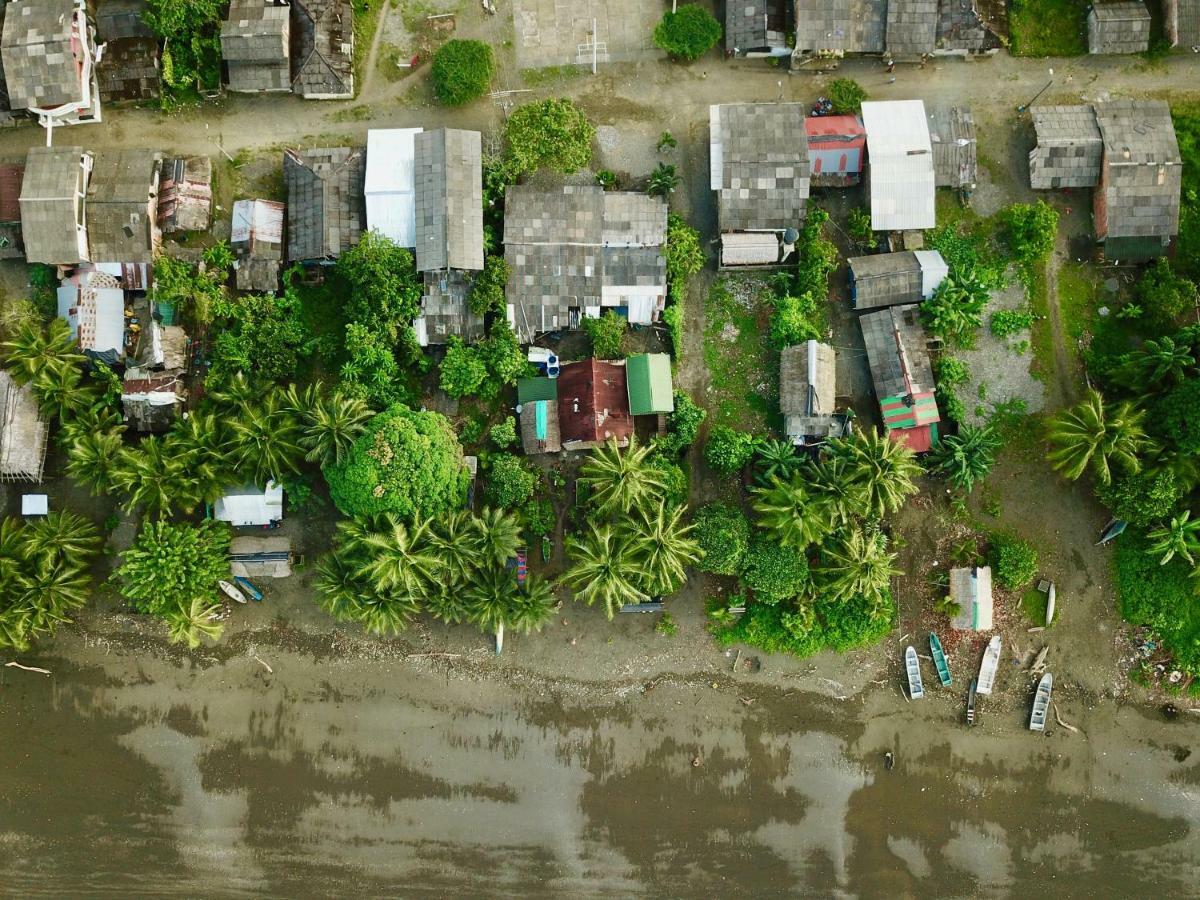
[702,276,776,432]
[1027,261,1055,381]
[378,42,415,82]
[1115,529,1200,674]
[1021,586,1048,626]
[332,104,374,123]
[521,65,586,87]
[352,0,386,90]
[1009,0,1088,57]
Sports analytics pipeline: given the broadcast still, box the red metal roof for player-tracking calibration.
[805,115,867,149]
[0,164,24,223]
[889,423,934,453]
[556,358,633,446]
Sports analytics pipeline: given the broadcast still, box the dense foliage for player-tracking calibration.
[144,0,223,104]
[742,538,809,604]
[1134,259,1198,331]
[652,5,722,60]
[1114,530,1200,674]
[1170,108,1200,281]
[990,534,1038,589]
[827,79,868,114]
[431,39,495,106]
[705,426,757,476]
[503,99,595,177]
[655,390,707,457]
[583,311,627,359]
[487,453,538,509]
[694,503,750,575]
[209,286,312,385]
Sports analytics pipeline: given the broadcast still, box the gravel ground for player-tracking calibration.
[958,281,1047,426]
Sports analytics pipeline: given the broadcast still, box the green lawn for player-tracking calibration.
[1021,586,1049,626]
[1009,0,1088,57]
[702,277,777,432]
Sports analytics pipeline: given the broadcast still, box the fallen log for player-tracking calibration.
[1052,701,1082,735]
[5,661,50,675]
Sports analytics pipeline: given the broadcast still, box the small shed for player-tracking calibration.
[57,271,126,363]
[1087,1,1151,54]
[415,270,484,346]
[861,100,936,231]
[214,482,284,527]
[158,157,213,234]
[231,198,285,292]
[950,565,993,631]
[805,115,866,187]
[520,400,561,455]
[859,304,940,451]
[1028,105,1104,190]
[726,0,791,56]
[95,0,160,103]
[848,250,947,310]
[780,340,847,445]
[0,370,48,483]
[1165,0,1200,47]
[556,358,633,450]
[626,353,674,417]
[229,535,293,578]
[927,105,977,190]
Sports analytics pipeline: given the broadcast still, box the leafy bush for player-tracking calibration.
[1135,259,1199,331]
[595,169,617,190]
[998,201,1059,266]
[520,498,556,536]
[793,207,839,299]
[716,593,893,658]
[1115,529,1200,674]
[339,323,410,410]
[704,426,757,476]
[145,0,223,104]
[503,98,595,177]
[1153,379,1200,453]
[652,5,722,61]
[151,254,227,325]
[649,455,689,507]
[1097,469,1182,527]
[922,270,990,346]
[828,78,868,113]
[583,311,627,359]
[487,453,538,509]
[647,162,681,197]
[742,538,809,604]
[990,534,1038,589]
[694,503,750,575]
[209,287,312,385]
[468,256,509,316]
[934,356,970,422]
[847,207,877,249]
[655,390,707,456]
[489,418,518,449]
[431,39,494,106]
[335,231,424,341]
[666,214,705,286]
[990,308,1035,338]
[769,293,824,348]
[439,336,488,398]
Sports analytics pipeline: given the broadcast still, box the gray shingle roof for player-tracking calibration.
[19,146,88,265]
[223,0,290,92]
[414,129,484,274]
[291,0,353,99]
[860,304,935,400]
[86,149,161,263]
[1088,1,1151,53]
[1029,105,1103,190]
[849,252,924,308]
[284,146,364,262]
[712,103,810,233]
[726,1,788,52]
[935,0,993,51]
[1,0,84,111]
[928,104,977,189]
[780,341,843,442]
[1094,100,1181,244]
[887,0,940,55]
[418,269,485,345]
[95,0,153,41]
[97,35,159,102]
[794,0,887,52]
[1165,0,1200,46]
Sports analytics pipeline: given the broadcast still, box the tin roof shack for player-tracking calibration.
[0,162,24,259]
[222,0,291,93]
[1028,105,1104,190]
[158,157,213,234]
[1093,100,1182,262]
[934,0,998,53]
[215,482,285,527]
[504,184,667,342]
[231,199,285,292]
[20,146,91,265]
[557,358,633,451]
[793,0,887,56]
[886,0,940,57]
[95,0,160,103]
[1,0,101,129]
[1087,1,1151,53]
[710,103,810,267]
[805,115,866,187]
[949,565,993,630]
[861,100,936,232]
[364,128,420,247]
[121,367,184,432]
[86,150,162,265]
[848,250,947,310]
[780,340,849,445]
[518,377,562,455]
[133,319,188,370]
[928,105,977,190]
[57,269,126,364]
[859,304,940,451]
[727,1,791,57]
[1165,0,1200,46]
[417,270,485,346]
[0,370,47,482]
[291,0,353,99]
[285,146,364,264]
[229,535,293,578]
[626,353,674,417]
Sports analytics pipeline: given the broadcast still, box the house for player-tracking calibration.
[95,0,160,103]
[284,146,364,263]
[231,199,285,292]
[416,270,485,346]
[556,358,633,450]
[504,183,668,342]
[0,370,47,483]
[793,0,887,57]
[56,269,126,364]
[158,157,213,234]
[861,100,936,232]
[1087,1,1151,54]
[86,150,162,265]
[710,103,810,267]
[291,0,353,100]
[805,115,866,187]
[0,0,101,128]
[780,340,849,445]
[1165,0,1200,47]
[928,105,977,190]
[949,566,993,631]
[415,129,484,274]
[848,250,948,310]
[121,367,184,432]
[222,0,292,93]
[215,482,285,527]
[0,163,24,259]
[19,146,91,266]
[1028,105,1104,190]
[859,304,940,451]
[934,0,997,53]
[626,353,674,417]
[518,377,562,455]
[364,128,421,247]
[230,535,293,578]
[132,319,188,370]
[727,1,791,57]
[886,0,940,57]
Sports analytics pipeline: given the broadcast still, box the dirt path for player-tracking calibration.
[358,1,395,102]
[1043,238,1080,410]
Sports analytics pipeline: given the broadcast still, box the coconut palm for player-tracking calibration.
[354,515,441,596]
[579,437,669,515]
[163,597,225,649]
[31,362,94,420]
[562,522,647,618]
[1,318,85,385]
[302,389,372,467]
[226,390,304,485]
[21,511,100,566]
[207,371,260,411]
[58,404,124,448]
[65,428,125,495]
[752,472,837,549]
[1113,336,1196,389]
[429,509,484,586]
[425,587,473,625]
[927,424,1001,492]
[466,569,555,653]
[1148,511,1200,566]
[818,527,901,606]
[754,439,801,485]
[0,518,25,586]
[111,436,202,518]
[169,412,232,504]
[631,502,702,596]
[1046,389,1146,486]
[805,456,865,526]
[9,559,92,643]
[471,506,523,568]
[314,550,421,635]
[827,430,921,519]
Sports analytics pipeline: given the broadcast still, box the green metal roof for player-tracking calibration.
[517,377,557,404]
[626,353,674,416]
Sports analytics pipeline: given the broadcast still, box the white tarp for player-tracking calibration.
[862,100,936,231]
[365,128,423,247]
[214,481,284,527]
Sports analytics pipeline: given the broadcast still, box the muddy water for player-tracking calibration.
[1,645,1197,898]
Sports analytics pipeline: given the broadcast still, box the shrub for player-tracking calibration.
[921,270,989,346]
[1115,529,1200,674]
[468,256,508,317]
[769,293,823,348]
[1135,259,1199,330]
[1153,379,1200,453]
[827,78,868,113]
[655,612,678,636]
[595,169,617,190]
[665,214,705,286]
[655,390,707,456]
[694,503,750,575]
[647,162,681,197]
[742,537,809,604]
[990,534,1038,589]
[431,39,494,106]
[704,426,757,476]
[209,289,312,385]
[583,311,627,359]
[1096,469,1182,527]
[520,498,556,536]
[487,453,537,509]
[439,337,487,398]
[652,5,722,61]
[847,207,877,249]
[990,308,1035,338]
[648,455,689,507]
[998,201,1059,265]
[715,593,893,658]
[489,418,518,449]
[503,98,595,177]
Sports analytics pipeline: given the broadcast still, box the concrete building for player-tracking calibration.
[19,146,91,266]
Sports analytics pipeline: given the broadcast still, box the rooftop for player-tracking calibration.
[849,250,948,309]
[780,340,846,443]
[859,303,940,441]
[86,149,161,264]
[794,0,887,52]
[1089,1,1151,53]
[364,127,421,247]
[928,105,977,189]
[284,146,364,262]
[1,0,86,112]
[726,0,789,52]
[1094,100,1181,244]
[556,358,633,449]
[19,146,88,265]
[291,0,353,99]
[886,0,939,56]
[626,353,674,417]
[1029,105,1104,190]
[414,128,484,273]
[0,370,47,482]
[861,100,935,231]
[710,103,811,233]
[223,0,291,92]
[1165,0,1200,46]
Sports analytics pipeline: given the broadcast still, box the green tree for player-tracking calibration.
[476,321,530,398]
[301,389,372,467]
[654,390,707,456]
[149,253,227,324]
[439,337,488,398]
[817,528,901,607]
[583,311,627,359]
[705,426,757,477]
[489,418,518,449]
[927,424,1001,492]
[503,98,595,177]
[562,522,647,618]
[339,323,409,410]
[1153,378,1200,454]
[21,512,100,566]
[335,231,424,341]
[665,214,705,286]
[631,503,702,595]
[1112,336,1196,389]
[111,436,202,518]
[990,533,1038,588]
[579,437,669,515]
[1046,389,1146,485]
[1148,511,1200,565]
[431,39,495,106]
[350,515,441,596]
[314,549,421,636]
[694,503,750,575]
[31,363,94,420]
[466,570,555,654]
[743,537,810,604]
[1097,469,1182,527]
[827,78,868,113]
[468,255,509,316]
[1134,259,1198,330]
[769,293,824,348]
[647,163,681,198]
[471,506,523,568]
[826,430,921,519]
[428,509,483,586]
[209,288,312,385]
[998,200,1059,265]
[143,0,224,101]
[487,454,538,509]
[228,390,304,486]
[752,472,836,549]
[1,318,85,385]
[652,5,722,60]
[921,268,990,345]
[65,427,126,495]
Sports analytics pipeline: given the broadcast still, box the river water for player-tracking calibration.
[1,638,1197,898]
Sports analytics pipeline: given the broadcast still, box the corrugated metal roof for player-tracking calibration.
[365,128,422,247]
[214,482,284,527]
[414,128,483,273]
[626,353,673,416]
[556,358,633,448]
[517,377,558,404]
[862,100,935,231]
[710,103,811,233]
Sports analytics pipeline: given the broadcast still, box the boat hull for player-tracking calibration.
[1029,672,1053,731]
[976,635,1002,695]
[905,646,924,700]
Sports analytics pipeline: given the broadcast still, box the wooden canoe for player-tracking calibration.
[930,632,952,686]
[976,635,1002,695]
[218,579,247,604]
[905,646,924,700]
[1029,672,1053,732]
[966,678,977,727]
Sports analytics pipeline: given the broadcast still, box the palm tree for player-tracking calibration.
[562,522,647,618]
[354,515,441,596]
[1,318,85,385]
[21,511,100,566]
[429,509,484,586]
[425,587,473,625]
[1046,389,1146,485]
[207,371,260,411]
[31,362,94,420]
[1113,336,1195,389]
[818,527,901,606]
[110,436,202,518]
[9,559,92,646]
[227,389,304,485]
[927,424,1001,492]
[805,456,864,526]
[471,506,522,568]
[579,437,669,515]
[163,597,225,649]
[631,502,702,596]
[752,472,836,549]
[466,569,555,654]
[1148,511,1200,565]
[314,551,421,635]
[302,390,372,467]
[0,518,25,586]
[58,404,124,449]
[827,430,921,519]
[65,428,125,495]
[754,439,800,485]
[169,412,232,505]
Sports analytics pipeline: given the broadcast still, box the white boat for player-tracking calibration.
[1029,672,1053,731]
[976,635,1002,695]
[905,646,924,700]
[218,579,248,604]
[1046,582,1056,626]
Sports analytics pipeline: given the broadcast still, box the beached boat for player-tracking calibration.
[930,632,952,686]
[1046,582,1056,626]
[234,575,263,602]
[218,580,247,604]
[905,646,924,700]
[966,678,977,727]
[976,635,1002,695]
[1029,672,1053,732]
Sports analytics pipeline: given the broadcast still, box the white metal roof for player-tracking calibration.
[365,128,422,247]
[231,198,284,245]
[214,481,284,527]
[862,100,936,231]
[912,249,948,297]
[57,283,125,355]
[708,105,723,190]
